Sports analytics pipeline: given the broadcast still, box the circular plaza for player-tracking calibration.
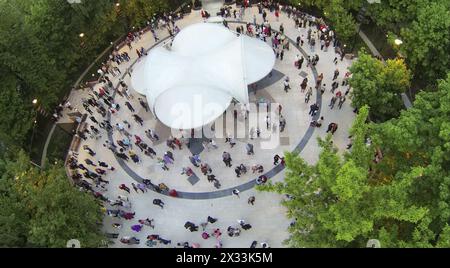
[63,1,355,248]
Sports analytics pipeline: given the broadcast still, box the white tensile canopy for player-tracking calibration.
[131,22,275,129]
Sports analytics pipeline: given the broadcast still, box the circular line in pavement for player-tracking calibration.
[108,20,322,199]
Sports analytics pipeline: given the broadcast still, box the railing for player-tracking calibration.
[62,1,194,184]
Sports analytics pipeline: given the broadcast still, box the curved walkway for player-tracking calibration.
[108,21,322,200]
[62,4,356,248]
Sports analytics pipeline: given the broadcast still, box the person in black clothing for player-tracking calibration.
[153,199,165,209]
[207,216,217,224]
[309,103,319,116]
[85,159,96,166]
[138,98,149,112]
[125,101,135,112]
[133,114,144,126]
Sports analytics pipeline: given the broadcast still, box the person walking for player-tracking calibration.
[333,69,340,80]
[119,184,131,194]
[298,56,304,69]
[316,73,323,89]
[153,199,165,209]
[125,101,135,112]
[305,87,313,103]
[139,218,155,229]
[329,95,337,109]
[84,158,96,167]
[331,81,339,93]
[273,154,280,165]
[246,143,254,155]
[338,96,346,109]
[309,103,319,116]
[151,28,159,42]
[131,183,139,193]
[222,152,232,167]
[326,123,338,134]
[138,98,149,112]
[248,196,256,205]
[232,189,240,198]
[300,79,309,92]
[83,145,96,156]
[207,216,217,224]
[133,114,144,126]
[283,78,291,92]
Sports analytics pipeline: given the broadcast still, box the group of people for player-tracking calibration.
[59,0,358,248]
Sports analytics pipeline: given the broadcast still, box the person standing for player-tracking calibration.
[304,87,311,103]
[138,98,149,112]
[326,123,338,134]
[131,183,139,193]
[222,152,232,167]
[232,189,240,198]
[153,199,165,209]
[283,78,291,92]
[338,96,346,109]
[273,154,280,165]
[333,69,340,80]
[119,184,131,194]
[298,56,304,69]
[316,73,323,89]
[246,143,254,155]
[151,28,159,42]
[331,81,339,93]
[301,78,308,93]
[329,95,337,109]
[309,103,319,116]
[248,196,256,205]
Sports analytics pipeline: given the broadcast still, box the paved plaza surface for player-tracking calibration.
[63,1,355,248]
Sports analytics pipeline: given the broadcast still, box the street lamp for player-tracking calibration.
[79,33,85,38]
[32,98,38,105]
[394,39,403,45]
[115,3,120,7]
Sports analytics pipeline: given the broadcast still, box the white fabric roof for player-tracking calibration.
[131,22,275,129]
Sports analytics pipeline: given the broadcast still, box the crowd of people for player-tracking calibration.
[60,0,353,248]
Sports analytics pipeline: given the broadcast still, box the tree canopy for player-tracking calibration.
[259,73,450,247]
[0,0,184,150]
[0,151,105,247]
[349,50,411,122]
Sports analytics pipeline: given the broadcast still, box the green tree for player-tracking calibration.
[323,0,357,46]
[399,1,450,85]
[0,151,105,247]
[367,0,428,31]
[373,73,450,246]
[349,50,411,122]
[0,71,34,147]
[258,106,431,247]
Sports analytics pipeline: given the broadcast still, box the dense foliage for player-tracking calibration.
[0,0,187,150]
[0,0,188,248]
[349,50,411,122]
[0,151,105,247]
[259,74,450,247]
[291,0,450,87]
